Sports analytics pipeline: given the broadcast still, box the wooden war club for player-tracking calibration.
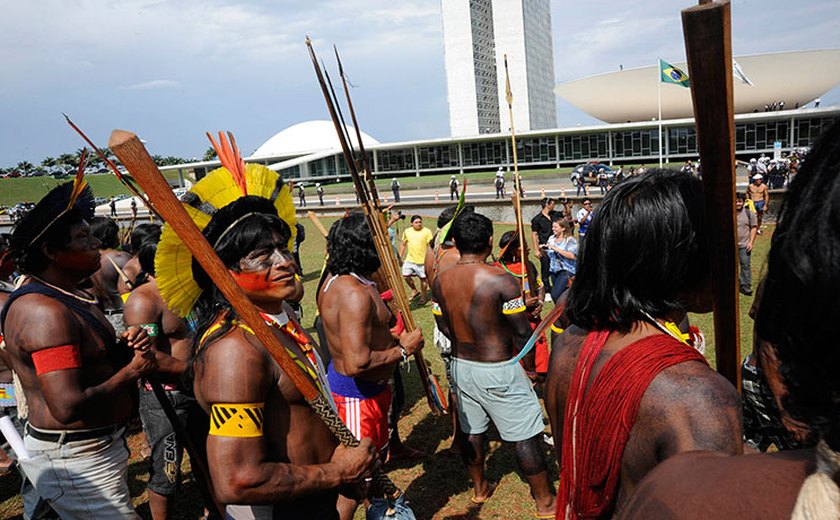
[682,0,741,388]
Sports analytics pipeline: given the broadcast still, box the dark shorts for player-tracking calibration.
[138,389,202,496]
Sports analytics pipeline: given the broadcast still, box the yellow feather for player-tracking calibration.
[155,163,297,317]
[156,206,212,317]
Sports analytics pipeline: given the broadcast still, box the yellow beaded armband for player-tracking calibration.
[550,324,564,334]
[431,301,443,316]
[210,403,265,438]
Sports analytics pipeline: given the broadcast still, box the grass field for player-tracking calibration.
[0,215,771,519]
[0,162,695,208]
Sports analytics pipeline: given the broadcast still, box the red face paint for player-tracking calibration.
[229,270,280,292]
[55,249,101,273]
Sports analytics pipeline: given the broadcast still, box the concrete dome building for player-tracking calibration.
[555,49,840,123]
[251,120,379,158]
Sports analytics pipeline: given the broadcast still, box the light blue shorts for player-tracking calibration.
[450,357,545,442]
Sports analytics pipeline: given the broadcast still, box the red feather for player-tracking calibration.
[206,131,248,197]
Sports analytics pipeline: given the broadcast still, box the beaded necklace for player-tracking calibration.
[29,276,99,306]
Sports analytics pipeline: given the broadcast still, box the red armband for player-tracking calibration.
[379,289,394,302]
[31,344,82,376]
[390,311,405,337]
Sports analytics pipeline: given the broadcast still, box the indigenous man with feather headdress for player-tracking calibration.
[1,179,157,518]
[157,134,376,520]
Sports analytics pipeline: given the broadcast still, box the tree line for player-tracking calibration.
[0,147,218,178]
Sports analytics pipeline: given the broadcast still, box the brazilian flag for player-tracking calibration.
[660,58,690,88]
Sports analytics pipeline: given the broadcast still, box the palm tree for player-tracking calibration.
[41,156,57,173]
[203,147,217,161]
[57,153,75,170]
[16,161,34,175]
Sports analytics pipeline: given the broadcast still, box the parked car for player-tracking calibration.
[570,162,616,186]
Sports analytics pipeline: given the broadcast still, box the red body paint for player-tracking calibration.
[230,270,280,292]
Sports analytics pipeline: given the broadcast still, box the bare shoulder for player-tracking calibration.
[123,283,161,323]
[323,276,374,310]
[617,450,810,520]
[644,358,742,454]
[196,328,273,404]
[5,293,78,351]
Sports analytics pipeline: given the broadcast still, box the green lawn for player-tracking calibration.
[0,175,133,206]
[0,213,770,519]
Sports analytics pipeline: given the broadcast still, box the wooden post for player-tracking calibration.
[682,0,740,388]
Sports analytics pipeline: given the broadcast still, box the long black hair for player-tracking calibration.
[567,169,709,332]
[756,118,840,449]
[326,212,380,277]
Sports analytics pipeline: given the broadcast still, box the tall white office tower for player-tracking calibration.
[442,0,556,137]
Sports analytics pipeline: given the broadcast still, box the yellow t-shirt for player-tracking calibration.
[402,226,433,264]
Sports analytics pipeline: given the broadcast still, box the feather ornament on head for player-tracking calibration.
[155,131,296,317]
[13,152,95,252]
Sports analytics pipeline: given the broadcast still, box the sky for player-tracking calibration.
[1,0,838,168]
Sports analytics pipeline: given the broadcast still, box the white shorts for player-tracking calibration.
[401,261,426,279]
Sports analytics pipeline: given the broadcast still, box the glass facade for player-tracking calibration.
[668,127,697,155]
[376,149,415,172]
[611,129,659,158]
[469,0,500,134]
[557,133,608,161]
[735,120,790,151]
[462,140,507,166]
[251,111,838,181]
[418,145,460,170]
[516,136,557,164]
[308,156,337,178]
[794,117,837,147]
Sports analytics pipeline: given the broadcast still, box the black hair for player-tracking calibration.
[90,216,119,249]
[567,169,709,332]
[10,182,95,275]
[755,118,840,449]
[410,215,422,223]
[12,210,89,275]
[130,223,162,253]
[326,212,380,276]
[190,196,292,365]
[452,212,493,255]
[437,204,475,230]
[498,230,519,262]
[540,197,554,208]
[137,232,162,276]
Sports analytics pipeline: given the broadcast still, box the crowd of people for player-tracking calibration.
[0,117,836,519]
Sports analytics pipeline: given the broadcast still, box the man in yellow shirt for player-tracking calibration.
[399,215,433,303]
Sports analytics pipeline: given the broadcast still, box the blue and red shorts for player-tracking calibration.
[328,363,392,454]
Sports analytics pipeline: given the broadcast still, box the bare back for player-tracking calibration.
[318,275,396,383]
[433,262,532,362]
[546,325,743,514]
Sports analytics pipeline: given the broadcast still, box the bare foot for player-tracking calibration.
[471,480,498,504]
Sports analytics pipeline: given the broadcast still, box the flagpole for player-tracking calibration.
[658,58,663,168]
